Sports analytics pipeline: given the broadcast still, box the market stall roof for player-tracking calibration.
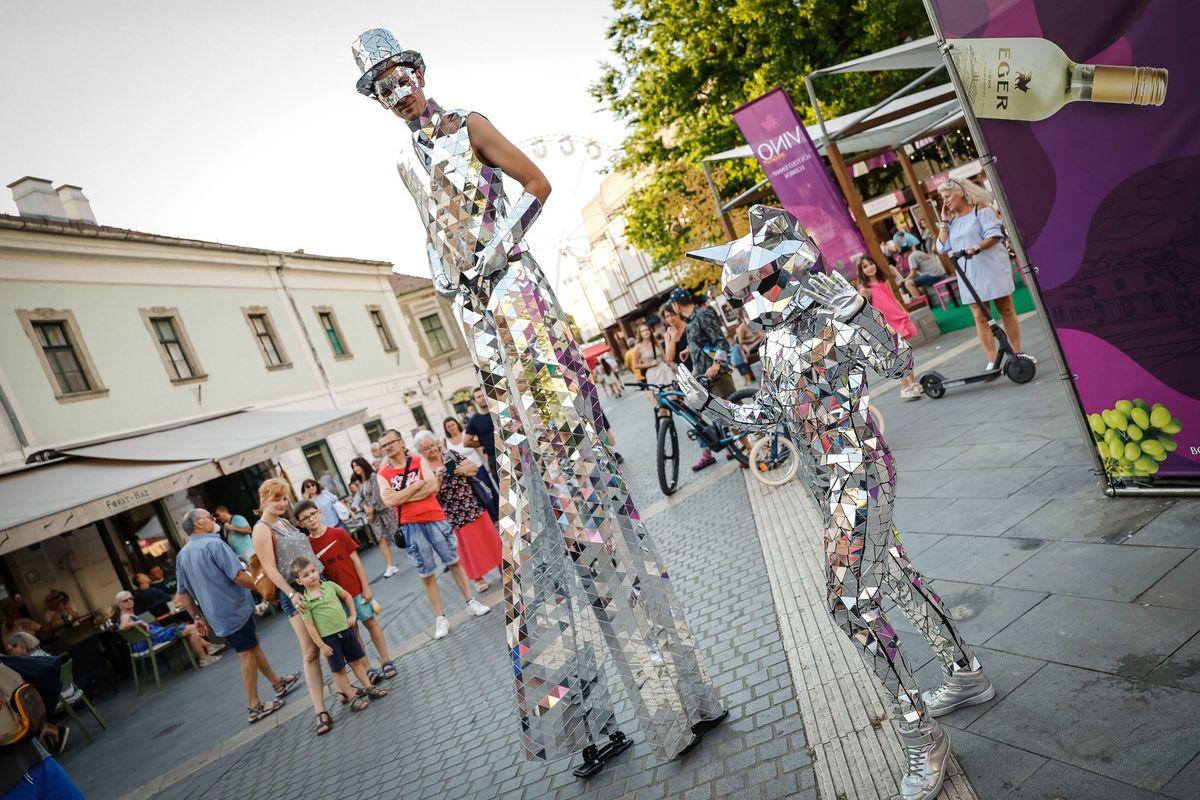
[0,407,368,554]
[702,83,960,162]
[808,35,941,77]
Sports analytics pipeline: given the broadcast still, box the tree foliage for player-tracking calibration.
[593,0,934,288]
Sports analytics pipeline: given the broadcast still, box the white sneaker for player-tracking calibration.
[383,565,400,578]
[466,598,491,617]
[433,616,449,639]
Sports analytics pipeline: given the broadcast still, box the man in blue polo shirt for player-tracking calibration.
[173,508,299,725]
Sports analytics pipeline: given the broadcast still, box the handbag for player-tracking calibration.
[0,662,47,746]
[469,476,497,520]
[392,457,413,549]
[246,527,278,602]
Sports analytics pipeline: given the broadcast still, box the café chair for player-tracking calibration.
[58,659,105,742]
[117,624,197,692]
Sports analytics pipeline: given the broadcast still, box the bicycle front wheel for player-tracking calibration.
[749,432,801,486]
[656,417,680,495]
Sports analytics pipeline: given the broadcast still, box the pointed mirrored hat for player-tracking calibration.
[352,28,425,96]
[687,205,822,330]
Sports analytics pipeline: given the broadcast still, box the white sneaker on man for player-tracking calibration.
[383,565,400,578]
[466,598,491,616]
[433,615,449,639]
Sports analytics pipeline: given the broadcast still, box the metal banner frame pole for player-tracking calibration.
[911,1,1165,497]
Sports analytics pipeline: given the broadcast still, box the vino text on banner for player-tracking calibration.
[732,88,868,277]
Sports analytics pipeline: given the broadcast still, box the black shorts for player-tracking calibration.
[225,615,258,653]
[322,628,366,673]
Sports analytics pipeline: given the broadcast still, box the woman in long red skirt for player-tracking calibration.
[413,431,502,592]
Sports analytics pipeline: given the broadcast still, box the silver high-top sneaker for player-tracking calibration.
[921,668,995,717]
[898,716,950,800]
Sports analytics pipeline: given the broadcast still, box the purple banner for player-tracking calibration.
[733,88,868,276]
[927,0,1200,482]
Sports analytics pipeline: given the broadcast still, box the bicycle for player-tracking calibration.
[749,401,887,491]
[626,381,758,495]
[747,422,802,486]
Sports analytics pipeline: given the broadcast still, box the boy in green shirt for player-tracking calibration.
[291,557,388,713]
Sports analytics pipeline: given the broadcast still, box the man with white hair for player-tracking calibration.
[173,508,299,725]
[376,429,489,639]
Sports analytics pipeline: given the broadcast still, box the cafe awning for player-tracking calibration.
[0,407,368,554]
[702,83,960,162]
[808,35,942,77]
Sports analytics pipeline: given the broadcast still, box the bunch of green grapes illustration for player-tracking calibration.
[1088,399,1182,478]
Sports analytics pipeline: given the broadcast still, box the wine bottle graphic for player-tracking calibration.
[949,37,1167,122]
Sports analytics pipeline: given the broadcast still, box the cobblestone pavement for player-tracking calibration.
[86,384,819,800]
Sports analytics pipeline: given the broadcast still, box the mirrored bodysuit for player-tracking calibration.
[678,206,993,800]
[394,99,725,763]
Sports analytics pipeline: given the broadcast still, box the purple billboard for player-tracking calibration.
[927,0,1200,483]
[733,88,868,276]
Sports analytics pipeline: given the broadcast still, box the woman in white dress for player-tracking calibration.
[935,178,1032,368]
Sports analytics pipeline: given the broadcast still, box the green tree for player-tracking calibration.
[593,0,933,288]
[563,312,586,344]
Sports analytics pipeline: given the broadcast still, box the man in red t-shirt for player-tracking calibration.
[294,499,397,681]
[376,429,490,639]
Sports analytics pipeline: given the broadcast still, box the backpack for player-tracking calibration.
[0,663,46,745]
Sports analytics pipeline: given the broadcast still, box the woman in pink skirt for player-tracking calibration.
[413,431,502,592]
[856,256,923,400]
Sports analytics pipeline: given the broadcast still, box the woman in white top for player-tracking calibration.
[935,178,1031,368]
[632,323,675,386]
[444,416,485,468]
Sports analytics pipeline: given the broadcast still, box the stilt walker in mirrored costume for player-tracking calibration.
[350,29,725,773]
[677,206,995,800]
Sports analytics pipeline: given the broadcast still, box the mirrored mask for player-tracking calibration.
[374,67,419,110]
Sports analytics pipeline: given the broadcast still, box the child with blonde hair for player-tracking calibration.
[291,556,388,714]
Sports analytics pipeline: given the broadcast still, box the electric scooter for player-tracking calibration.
[919,250,1036,399]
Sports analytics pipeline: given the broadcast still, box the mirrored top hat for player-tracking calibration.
[687,205,823,331]
[352,28,425,96]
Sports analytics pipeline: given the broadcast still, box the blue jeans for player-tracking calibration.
[402,520,459,578]
[2,757,85,800]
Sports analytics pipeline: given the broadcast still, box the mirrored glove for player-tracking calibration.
[675,364,710,411]
[802,271,866,322]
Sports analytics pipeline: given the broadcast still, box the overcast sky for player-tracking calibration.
[0,1,627,298]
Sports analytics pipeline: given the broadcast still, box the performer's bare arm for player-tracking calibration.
[467,114,551,202]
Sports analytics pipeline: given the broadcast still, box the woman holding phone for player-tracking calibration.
[935,178,1034,369]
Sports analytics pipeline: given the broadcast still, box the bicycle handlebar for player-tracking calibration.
[624,380,680,391]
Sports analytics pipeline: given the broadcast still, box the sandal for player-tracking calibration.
[350,690,370,712]
[367,667,382,686]
[336,691,352,706]
[273,673,300,700]
[380,660,398,680]
[315,711,333,735]
[247,699,284,724]
[365,685,388,699]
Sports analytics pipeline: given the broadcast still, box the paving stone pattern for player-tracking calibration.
[875,318,1200,799]
[139,389,818,800]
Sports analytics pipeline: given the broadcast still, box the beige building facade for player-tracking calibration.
[0,177,478,626]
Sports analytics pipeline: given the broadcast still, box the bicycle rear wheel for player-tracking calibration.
[656,417,680,495]
[749,431,801,486]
